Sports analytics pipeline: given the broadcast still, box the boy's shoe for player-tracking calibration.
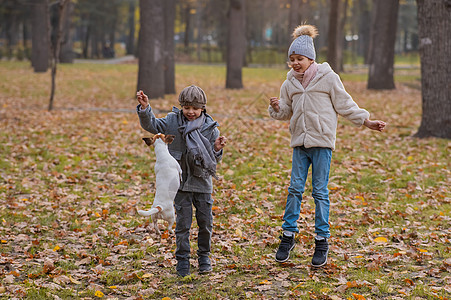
[311,238,329,267]
[198,256,212,274]
[275,233,295,262]
[176,260,190,277]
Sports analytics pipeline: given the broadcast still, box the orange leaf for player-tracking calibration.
[116,240,129,246]
[404,278,414,286]
[352,293,366,300]
[161,231,169,239]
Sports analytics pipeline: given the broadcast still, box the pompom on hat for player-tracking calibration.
[178,85,207,109]
[288,25,318,60]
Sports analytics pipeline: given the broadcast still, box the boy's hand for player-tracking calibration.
[270,97,280,112]
[364,119,386,132]
[214,136,227,151]
[136,90,149,109]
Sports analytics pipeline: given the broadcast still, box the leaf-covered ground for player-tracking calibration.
[0,61,449,299]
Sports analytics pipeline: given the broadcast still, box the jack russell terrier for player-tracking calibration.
[138,133,182,234]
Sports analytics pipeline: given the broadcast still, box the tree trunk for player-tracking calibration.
[327,0,342,73]
[414,0,451,139]
[289,0,300,33]
[164,0,176,94]
[49,0,69,111]
[31,0,49,72]
[137,0,165,99]
[59,0,74,63]
[358,0,371,64]
[226,0,246,89]
[367,0,399,90]
[126,0,136,55]
[183,2,191,53]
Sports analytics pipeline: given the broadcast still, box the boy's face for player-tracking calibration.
[288,54,313,73]
[182,105,203,121]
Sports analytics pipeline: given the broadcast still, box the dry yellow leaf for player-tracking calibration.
[53,245,61,252]
[255,207,263,214]
[162,297,172,300]
[259,279,271,285]
[109,286,117,289]
[69,275,81,285]
[142,273,153,278]
[235,228,243,237]
[94,290,104,298]
[373,237,388,243]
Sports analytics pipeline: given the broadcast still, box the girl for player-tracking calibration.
[269,25,385,267]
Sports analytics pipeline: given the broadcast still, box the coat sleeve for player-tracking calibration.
[211,127,223,162]
[268,80,293,121]
[136,105,169,134]
[328,73,370,126]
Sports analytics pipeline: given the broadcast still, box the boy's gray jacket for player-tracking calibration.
[137,106,222,193]
[268,62,370,150]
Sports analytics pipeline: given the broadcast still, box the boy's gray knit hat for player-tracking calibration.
[288,25,318,60]
[178,85,207,109]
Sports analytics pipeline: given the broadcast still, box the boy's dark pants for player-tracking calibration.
[174,191,213,261]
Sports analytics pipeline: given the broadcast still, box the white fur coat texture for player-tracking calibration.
[269,62,370,150]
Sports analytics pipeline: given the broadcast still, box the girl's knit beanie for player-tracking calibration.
[288,25,318,60]
[178,85,207,109]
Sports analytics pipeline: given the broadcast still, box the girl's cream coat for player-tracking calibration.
[269,62,370,150]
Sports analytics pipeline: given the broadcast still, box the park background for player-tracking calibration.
[0,0,450,299]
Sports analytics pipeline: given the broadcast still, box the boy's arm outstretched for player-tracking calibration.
[136,90,168,134]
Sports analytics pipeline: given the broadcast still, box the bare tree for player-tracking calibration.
[31,0,49,72]
[164,0,176,94]
[415,0,451,139]
[327,0,343,72]
[59,0,74,63]
[137,0,165,98]
[126,0,136,55]
[226,0,246,89]
[48,0,69,111]
[289,0,301,33]
[367,0,399,90]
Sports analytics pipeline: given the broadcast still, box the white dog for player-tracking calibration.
[138,133,182,234]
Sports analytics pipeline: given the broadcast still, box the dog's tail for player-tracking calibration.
[137,207,161,217]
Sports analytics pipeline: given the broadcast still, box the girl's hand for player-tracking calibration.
[136,90,149,109]
[270,97,280,112]
[214,136,227,151]
[364,119,386,132]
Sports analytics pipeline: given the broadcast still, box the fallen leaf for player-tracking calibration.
[373,237,388,243]
[352,293,366,300]
[94,290,104,298]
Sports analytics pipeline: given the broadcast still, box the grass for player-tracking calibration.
[0,60,449,299]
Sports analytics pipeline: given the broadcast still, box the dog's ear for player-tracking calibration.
[142,137,153,146]
[165,135,175,144]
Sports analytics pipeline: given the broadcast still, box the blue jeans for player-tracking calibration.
[282,146,332,238]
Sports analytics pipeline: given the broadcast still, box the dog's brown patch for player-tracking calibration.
[143,134,176,146]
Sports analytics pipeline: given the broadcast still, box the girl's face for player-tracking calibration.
[182,105,203,121]
[288,54,313,73]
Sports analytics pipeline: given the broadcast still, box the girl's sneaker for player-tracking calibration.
[275,234,295,262]
[311,238,329,267]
